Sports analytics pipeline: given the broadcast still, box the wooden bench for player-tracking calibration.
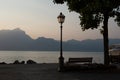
[67,57,93,64]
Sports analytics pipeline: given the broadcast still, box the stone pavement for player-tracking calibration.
[0,64,119,80]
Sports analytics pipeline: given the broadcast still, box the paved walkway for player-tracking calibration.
[0,64,119,80]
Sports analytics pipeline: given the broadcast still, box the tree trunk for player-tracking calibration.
[103,13,109,65]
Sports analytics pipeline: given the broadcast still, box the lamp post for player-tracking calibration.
[57,12,65,71]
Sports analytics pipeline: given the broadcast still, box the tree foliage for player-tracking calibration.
[53,0,120,30]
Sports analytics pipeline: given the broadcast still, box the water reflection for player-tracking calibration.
[0,51,103,63]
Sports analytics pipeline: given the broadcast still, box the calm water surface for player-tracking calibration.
[0,51,104,63]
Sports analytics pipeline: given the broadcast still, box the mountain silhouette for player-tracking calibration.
[0,28,120,52]
[0,28,33,50]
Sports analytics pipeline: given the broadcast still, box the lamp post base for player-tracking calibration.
[58,57,64,72]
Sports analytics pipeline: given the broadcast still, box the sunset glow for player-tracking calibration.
[0,0,120,41]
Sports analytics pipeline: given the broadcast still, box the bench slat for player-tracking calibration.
[68,57,93,63]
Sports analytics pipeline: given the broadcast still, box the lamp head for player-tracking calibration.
[57,12,65,24]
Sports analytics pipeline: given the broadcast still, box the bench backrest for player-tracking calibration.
[68,57,92,63]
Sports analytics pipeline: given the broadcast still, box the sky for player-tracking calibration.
[0,0,120,41]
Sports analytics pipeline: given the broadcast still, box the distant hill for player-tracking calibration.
[0,28,120,52]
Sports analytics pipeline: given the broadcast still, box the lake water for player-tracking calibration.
[0,51,104,64]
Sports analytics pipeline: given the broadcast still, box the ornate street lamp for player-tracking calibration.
[57,12,65,71]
